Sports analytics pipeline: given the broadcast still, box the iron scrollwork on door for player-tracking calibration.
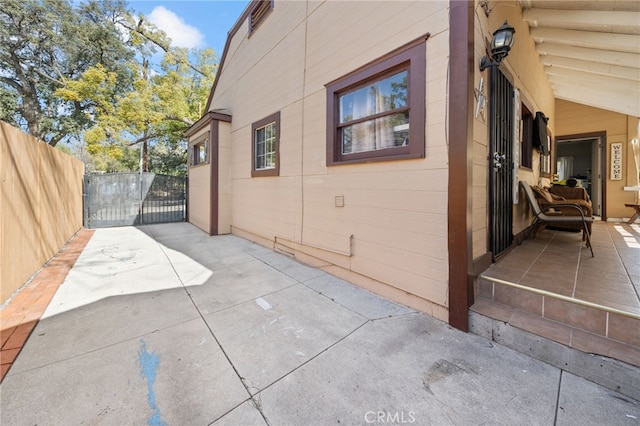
[493,152,506,171]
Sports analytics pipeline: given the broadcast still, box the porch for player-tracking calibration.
[471,221,640,391]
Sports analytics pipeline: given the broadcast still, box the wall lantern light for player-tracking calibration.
[480,21,515,71]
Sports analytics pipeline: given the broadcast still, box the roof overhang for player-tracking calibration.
[520,0,640,117]
[184,111,232,138]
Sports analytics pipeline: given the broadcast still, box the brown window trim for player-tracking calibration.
[189,133,209,167]
[541,130,552,178]
[249,0,273,35]
[521,104,533,169]
[251,111,280,177]
[325,35,428,166]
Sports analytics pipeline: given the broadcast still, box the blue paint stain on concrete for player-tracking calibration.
[138,339,165,426]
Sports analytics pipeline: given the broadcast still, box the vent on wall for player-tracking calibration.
[250,0,273,34]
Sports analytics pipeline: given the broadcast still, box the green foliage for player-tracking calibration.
[1,0,217,176]
[0,0,136,145]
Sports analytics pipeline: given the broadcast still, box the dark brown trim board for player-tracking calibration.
[209,119,219,236]
[447,0,474,332]
[185,111,232,138]
[325,34,429,166]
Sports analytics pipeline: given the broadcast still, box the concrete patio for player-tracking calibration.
[1,223,639,425]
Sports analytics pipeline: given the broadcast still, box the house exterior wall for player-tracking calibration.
[218,121,232,234]
[555,99,640,219]
[471,0,556,259]
[205,0,451,320]
[188,126,212,233]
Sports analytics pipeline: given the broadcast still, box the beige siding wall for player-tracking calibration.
[555,100,640,219]
[208,0,451,320]
[188,126,212,233]
[0,122,84,303]
[218,121,233,234]
[472,0,556,258]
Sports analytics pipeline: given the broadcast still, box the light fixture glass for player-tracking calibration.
[480,21,515,71]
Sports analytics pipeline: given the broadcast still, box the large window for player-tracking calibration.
[252,111,280,177]
[326,38,426,165]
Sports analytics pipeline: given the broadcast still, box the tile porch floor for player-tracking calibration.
[473,221,640,368]
[483,221,640,315]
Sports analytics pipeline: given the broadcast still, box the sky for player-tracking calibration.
[128,0,250,55]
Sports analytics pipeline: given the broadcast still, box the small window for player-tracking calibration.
[249,0,273,34]
[521,104,533,169]
[252,112,280,177]
[190,135,208,167]
[326,38,426,165]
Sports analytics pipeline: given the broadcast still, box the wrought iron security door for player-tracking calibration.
[84,173,186,228]
[489,69,514,259]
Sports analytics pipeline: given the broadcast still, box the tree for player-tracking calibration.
[1,0,217,176]
[56,47,217,175]
[0,0,136,146]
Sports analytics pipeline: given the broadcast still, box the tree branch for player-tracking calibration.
[48,132,66,147]
[0,76,22,91]
[117,19,209,78]
[164,115,193,126]
[127,132,161,146]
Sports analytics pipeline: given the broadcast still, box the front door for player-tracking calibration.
[489,69,514,259]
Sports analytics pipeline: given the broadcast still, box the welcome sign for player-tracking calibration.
[611,142,623,180]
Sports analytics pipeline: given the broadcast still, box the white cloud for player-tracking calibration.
[147,6,204,49]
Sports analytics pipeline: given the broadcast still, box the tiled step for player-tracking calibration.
[470,275,640,400]
[477,274,640,352]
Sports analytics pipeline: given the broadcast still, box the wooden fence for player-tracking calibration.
[1,122,84,304]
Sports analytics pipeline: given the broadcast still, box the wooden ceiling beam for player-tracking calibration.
[523,9,640,35]
[530,27,640,54]
[536,43,640,68]
[542,55,640,81]
[550,75,640,117]
[545,67,639,91]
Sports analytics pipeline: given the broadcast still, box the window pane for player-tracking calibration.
[341,112,409,154]
[255,122,277,170]
[339,70,407,124]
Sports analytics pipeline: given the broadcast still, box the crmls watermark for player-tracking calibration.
[364,411,416,424]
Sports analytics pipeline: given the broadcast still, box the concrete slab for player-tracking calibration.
[304,273,415,320]
[252,251,326,282]
[1,319,249,425]
[9,287,199,374]
[142,225,256,275]
[557,372,640,425]
[259,313,560,425]
[188,259,299,315]
[44,227,188,315]
[204,284,367,392]
[212,400,268,426]
[2,223,638,424]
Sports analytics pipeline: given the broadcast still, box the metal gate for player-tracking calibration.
[84,172,186,229]
[489,68,514,258]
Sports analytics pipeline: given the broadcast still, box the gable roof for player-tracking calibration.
[203,1,256,114]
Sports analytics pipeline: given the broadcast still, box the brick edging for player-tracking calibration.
[0,228,95,382]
